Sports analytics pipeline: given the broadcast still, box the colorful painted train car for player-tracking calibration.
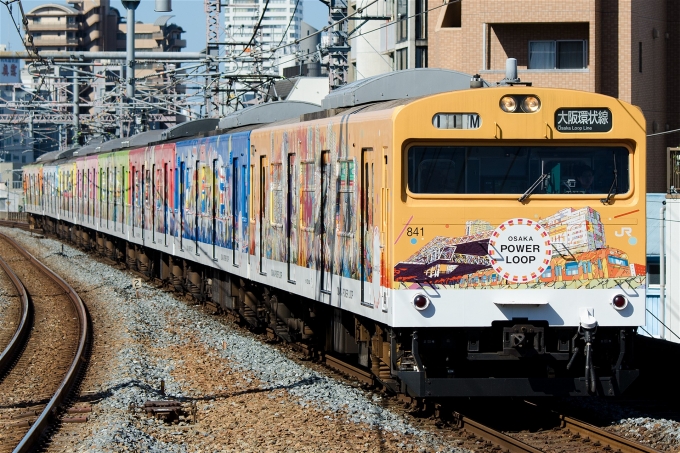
[23,69,646,397]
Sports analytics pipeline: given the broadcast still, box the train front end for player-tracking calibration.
[390,87,645,397]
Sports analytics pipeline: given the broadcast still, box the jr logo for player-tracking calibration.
[614,227,632,237]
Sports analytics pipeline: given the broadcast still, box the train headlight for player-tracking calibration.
[521,96,541,113]
[500,96,517,113]
[611,294,628,311]
[413,294,430,311]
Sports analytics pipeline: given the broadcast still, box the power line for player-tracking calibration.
[273,0,452,69]
[648,128,680,137]
[237,0,272,58]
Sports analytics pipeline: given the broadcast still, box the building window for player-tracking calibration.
[639,41,642,73]
[415,0,427,39]
[528,40,587,69]
[397,0,407,43]
[648,262,660,285]
[440,1,461,28]
[416,46,427,68]
[396,48,408,70]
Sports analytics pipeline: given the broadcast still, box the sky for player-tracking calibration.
[1,0,329,53]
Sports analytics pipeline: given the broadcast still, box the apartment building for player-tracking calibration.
[348,0,428,81]
[427,0,680,193]
[224,0,303,75]
[116,15,186,53]
[23,2,187,141]
[25,0,119,52]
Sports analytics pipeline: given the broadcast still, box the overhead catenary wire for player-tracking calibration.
[236,0,272,58]
[272,0,454,69]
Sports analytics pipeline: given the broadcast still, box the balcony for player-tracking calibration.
[152,31,165,40]
[30,36,67,46]
[28,22,79,31]
[168,38,186,49]
[85,14,100,27]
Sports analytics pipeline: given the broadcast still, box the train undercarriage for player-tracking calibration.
[35,216,639,398]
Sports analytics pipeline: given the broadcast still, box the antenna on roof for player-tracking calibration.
[498,58,532,87]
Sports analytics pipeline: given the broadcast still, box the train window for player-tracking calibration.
[337,159,356,234]
[271,163,284,227]
[300,160,315,230]
[407,145,629,195]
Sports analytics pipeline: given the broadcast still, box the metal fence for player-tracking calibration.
[0,212,27,221]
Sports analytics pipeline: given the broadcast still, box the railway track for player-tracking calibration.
[0,253,31,385]
[448,408,662,453]
[279,328,664,453]
[0,232,90,453]
[0,220,663,453]
[0,220,36,233]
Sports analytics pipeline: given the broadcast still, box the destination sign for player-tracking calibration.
[555,108,612,133]
[488,218,552,283]
[432,113,481,130]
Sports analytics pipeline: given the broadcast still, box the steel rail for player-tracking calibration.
[324,354,375,386]
[0,255,31,376]
[0,233,90,453]
[559,415,661,453]
[451,412,544,453]
[0,220,34,231]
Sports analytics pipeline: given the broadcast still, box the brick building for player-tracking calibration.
[427,0,680,192]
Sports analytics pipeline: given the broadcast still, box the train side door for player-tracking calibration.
[212,159,218,260]
[179,160,185,250]
[113,166,117,231]
[142,165,147,242]
[259,156,268,274]
[194,159,199,252]
[131,166,136,237]
[361,148,375,306]
[320,151,331,293]
[99,168,103,227]
[122,166,126,234]
[164,163,169,246]
[287,153,297,283]
[232,156,240,267]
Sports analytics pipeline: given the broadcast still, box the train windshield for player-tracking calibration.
[407,146,629,195]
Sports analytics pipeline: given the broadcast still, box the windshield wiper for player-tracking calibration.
[519,173,550,202]
[600,157,618,205]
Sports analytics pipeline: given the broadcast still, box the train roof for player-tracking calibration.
[217,101,321,130]
[73,118,220,156]
[321,68,488,109]
[32,70,488,165]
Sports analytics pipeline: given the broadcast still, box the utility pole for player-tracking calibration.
[122,0,140,134]
[328,0,350,90]
[205,0,221,117]
[72,71,80,146]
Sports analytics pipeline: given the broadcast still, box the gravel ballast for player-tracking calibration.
[1,227,469,453]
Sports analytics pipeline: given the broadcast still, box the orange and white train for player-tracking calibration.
[24,69,646,396]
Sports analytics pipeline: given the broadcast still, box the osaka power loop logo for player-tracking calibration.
[488,218,552,283]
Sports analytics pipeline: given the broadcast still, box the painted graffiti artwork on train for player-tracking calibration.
[395,206,646,290]
[23,69,648,398]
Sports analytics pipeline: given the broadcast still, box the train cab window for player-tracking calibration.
[407,145,629,195]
